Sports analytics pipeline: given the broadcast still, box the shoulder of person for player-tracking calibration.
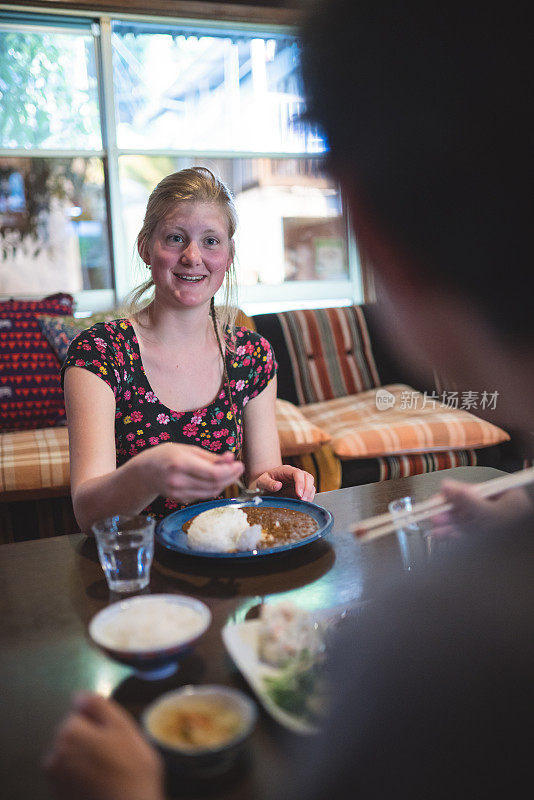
[231,325,273,350]
[63,319,133,365]
[83,317,130,335]
[73,318,133,346]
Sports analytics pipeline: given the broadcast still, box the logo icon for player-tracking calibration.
[375,388,396,411]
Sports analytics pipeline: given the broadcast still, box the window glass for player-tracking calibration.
[0,28,101,150]
[118,155,346,290]
[111,21,326,154]
[0,15,356,310]
[0,157,112,294]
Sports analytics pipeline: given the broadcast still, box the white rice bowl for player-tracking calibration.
[187,506,260,553]
[89,594,211,654]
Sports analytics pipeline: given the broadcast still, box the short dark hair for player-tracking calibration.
[302,1,533,340]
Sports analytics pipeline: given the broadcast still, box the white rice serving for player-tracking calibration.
[95,600,206,651]
[187,506,263,553]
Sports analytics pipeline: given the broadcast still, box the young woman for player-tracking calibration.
[62,167,314,532]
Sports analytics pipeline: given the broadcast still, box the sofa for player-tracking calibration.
[0,297,514,544]
[250,304,516,485]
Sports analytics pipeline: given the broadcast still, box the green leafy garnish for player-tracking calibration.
[263,654,327,726]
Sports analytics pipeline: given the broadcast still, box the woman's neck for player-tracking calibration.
[135,297,214,350]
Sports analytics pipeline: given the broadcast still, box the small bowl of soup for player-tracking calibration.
[142,684,257,774]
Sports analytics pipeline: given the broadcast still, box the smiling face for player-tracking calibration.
[142,201,234,311]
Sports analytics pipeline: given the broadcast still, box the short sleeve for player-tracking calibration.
[61,322,119,396]
[252,333,277,392]
[230,327,278,404]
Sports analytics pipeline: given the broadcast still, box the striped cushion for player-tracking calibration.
[277,306,380,404]
[374,450,478,481]
[0,427,70,495]
[275,398,331,456]
[340,448,482,488]
[300,384,510,459]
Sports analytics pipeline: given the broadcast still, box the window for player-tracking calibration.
[0,20,112,301]
[0,24,100,150]
[112,22,322,153]
[0,156,110,294]
[0,9,361,313]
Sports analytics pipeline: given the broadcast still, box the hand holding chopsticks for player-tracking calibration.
[352,466,534,543]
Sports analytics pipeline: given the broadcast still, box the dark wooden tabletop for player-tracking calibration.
[0,466,506,800]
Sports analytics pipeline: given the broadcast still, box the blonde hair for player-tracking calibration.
[128,166,239,339]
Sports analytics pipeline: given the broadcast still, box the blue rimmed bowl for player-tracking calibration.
[88,593,212,680]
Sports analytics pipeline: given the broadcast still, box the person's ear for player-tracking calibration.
[138,236,150,267]
[339,172,431,303]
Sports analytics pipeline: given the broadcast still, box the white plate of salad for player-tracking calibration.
[222,601,351,735]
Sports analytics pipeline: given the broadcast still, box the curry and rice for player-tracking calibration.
[183,504,318,553]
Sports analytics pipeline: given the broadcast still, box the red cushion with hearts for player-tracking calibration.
[0,294,74,431]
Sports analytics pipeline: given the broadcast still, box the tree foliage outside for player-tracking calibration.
[0,30,100,149]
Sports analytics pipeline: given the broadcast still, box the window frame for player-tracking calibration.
[0,5,363,313]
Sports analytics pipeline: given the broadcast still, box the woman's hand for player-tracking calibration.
[43,692,165,800]
[139,443,245,503]
[254,465,315,502]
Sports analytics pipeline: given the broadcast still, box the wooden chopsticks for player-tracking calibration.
[352,466,534,543]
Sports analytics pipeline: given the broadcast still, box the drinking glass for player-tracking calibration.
[92,514,155,593]
[388,496,431,571]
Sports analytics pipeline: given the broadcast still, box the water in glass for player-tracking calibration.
[97,532,154,592]
[93,515,155,593]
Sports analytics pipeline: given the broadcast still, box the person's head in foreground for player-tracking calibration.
[279,1,534,797]
[302,0,534,435]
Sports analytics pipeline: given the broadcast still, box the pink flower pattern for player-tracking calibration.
[62,320,276,520]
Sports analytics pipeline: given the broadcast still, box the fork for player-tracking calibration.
[236,479,264,503]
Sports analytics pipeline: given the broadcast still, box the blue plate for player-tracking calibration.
[156,497,333,559]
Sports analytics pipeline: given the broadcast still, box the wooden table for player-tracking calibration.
[0,466,506,799]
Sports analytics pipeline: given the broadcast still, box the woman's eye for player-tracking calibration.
[205,237,219,246]
[168,234,184,243]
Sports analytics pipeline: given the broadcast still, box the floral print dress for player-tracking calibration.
[61,319,277,519]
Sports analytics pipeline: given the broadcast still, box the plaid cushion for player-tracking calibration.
[0,293,74,431]
[276,306,381,404]
[0,426,70,494]
[275,398,331,456]
[0,400,329,494]
[37,310,120,365]
[300,384,510,459]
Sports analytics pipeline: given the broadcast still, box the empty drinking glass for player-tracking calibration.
[92,514,155,593]
[388,496,431,571]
